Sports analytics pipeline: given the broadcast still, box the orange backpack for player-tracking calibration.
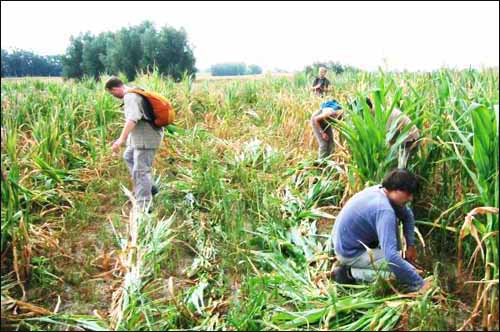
[128,88,175,127]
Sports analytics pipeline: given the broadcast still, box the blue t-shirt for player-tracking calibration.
[331,185,424,289]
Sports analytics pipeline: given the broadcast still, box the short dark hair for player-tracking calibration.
[365,97,373,109]
[382,168,419,194]
[351,97,374,114]
[105,77,124,90]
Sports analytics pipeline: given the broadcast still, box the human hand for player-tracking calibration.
[418,276,434,294]
[111,138,125,155]
[405,245,417,264]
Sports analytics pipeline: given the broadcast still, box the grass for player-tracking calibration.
[1,68,498,330]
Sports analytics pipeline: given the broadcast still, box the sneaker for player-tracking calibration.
[151,185,159,196]
[333,265,356,284]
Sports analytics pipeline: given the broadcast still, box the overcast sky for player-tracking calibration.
[2,1,499,71]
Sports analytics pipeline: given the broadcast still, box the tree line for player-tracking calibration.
[210,62,263,76]
[304,61,360,76]
[1,49,62,77]
[2,22,362,81]
[2,21,197,81]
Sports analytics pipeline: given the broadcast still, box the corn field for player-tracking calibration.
[1,68,498,331]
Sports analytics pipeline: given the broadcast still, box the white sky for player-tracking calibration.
[2,1,499,72]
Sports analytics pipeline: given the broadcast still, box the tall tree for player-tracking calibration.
[62,35,84,79]
[62,21,196,81]
[82,32,108,79]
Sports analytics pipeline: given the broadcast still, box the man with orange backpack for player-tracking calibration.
[105,76,174,211]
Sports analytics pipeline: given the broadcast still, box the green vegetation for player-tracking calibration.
[1,68,498,330]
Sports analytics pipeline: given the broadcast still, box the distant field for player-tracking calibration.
[1,73,295,84]
[1,76,64,82]
[194,72,295,82]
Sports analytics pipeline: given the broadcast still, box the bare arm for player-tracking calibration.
[316,109,337,120]
[112,119,137,153]
[390,202,417,263]
[311,84,321,91]
[314,109,342,124]
[312,110,333,133]
[312,109,342,141]
[118,119,137,142]
[311,78,321,90]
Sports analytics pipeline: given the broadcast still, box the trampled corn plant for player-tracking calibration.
[278,160,345,227]
[267,291,407,331]
[22,315,109,331]
[184,218,218,278]
[232,137,283,173]
[248,219,326,267]
[1,271,109,331]
[226,276,271,330]
[249,246,444,331]
[109,189,177,331]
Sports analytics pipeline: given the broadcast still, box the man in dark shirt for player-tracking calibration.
[312,67,330,96]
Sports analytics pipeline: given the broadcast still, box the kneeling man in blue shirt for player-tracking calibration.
[331,168,431,292]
